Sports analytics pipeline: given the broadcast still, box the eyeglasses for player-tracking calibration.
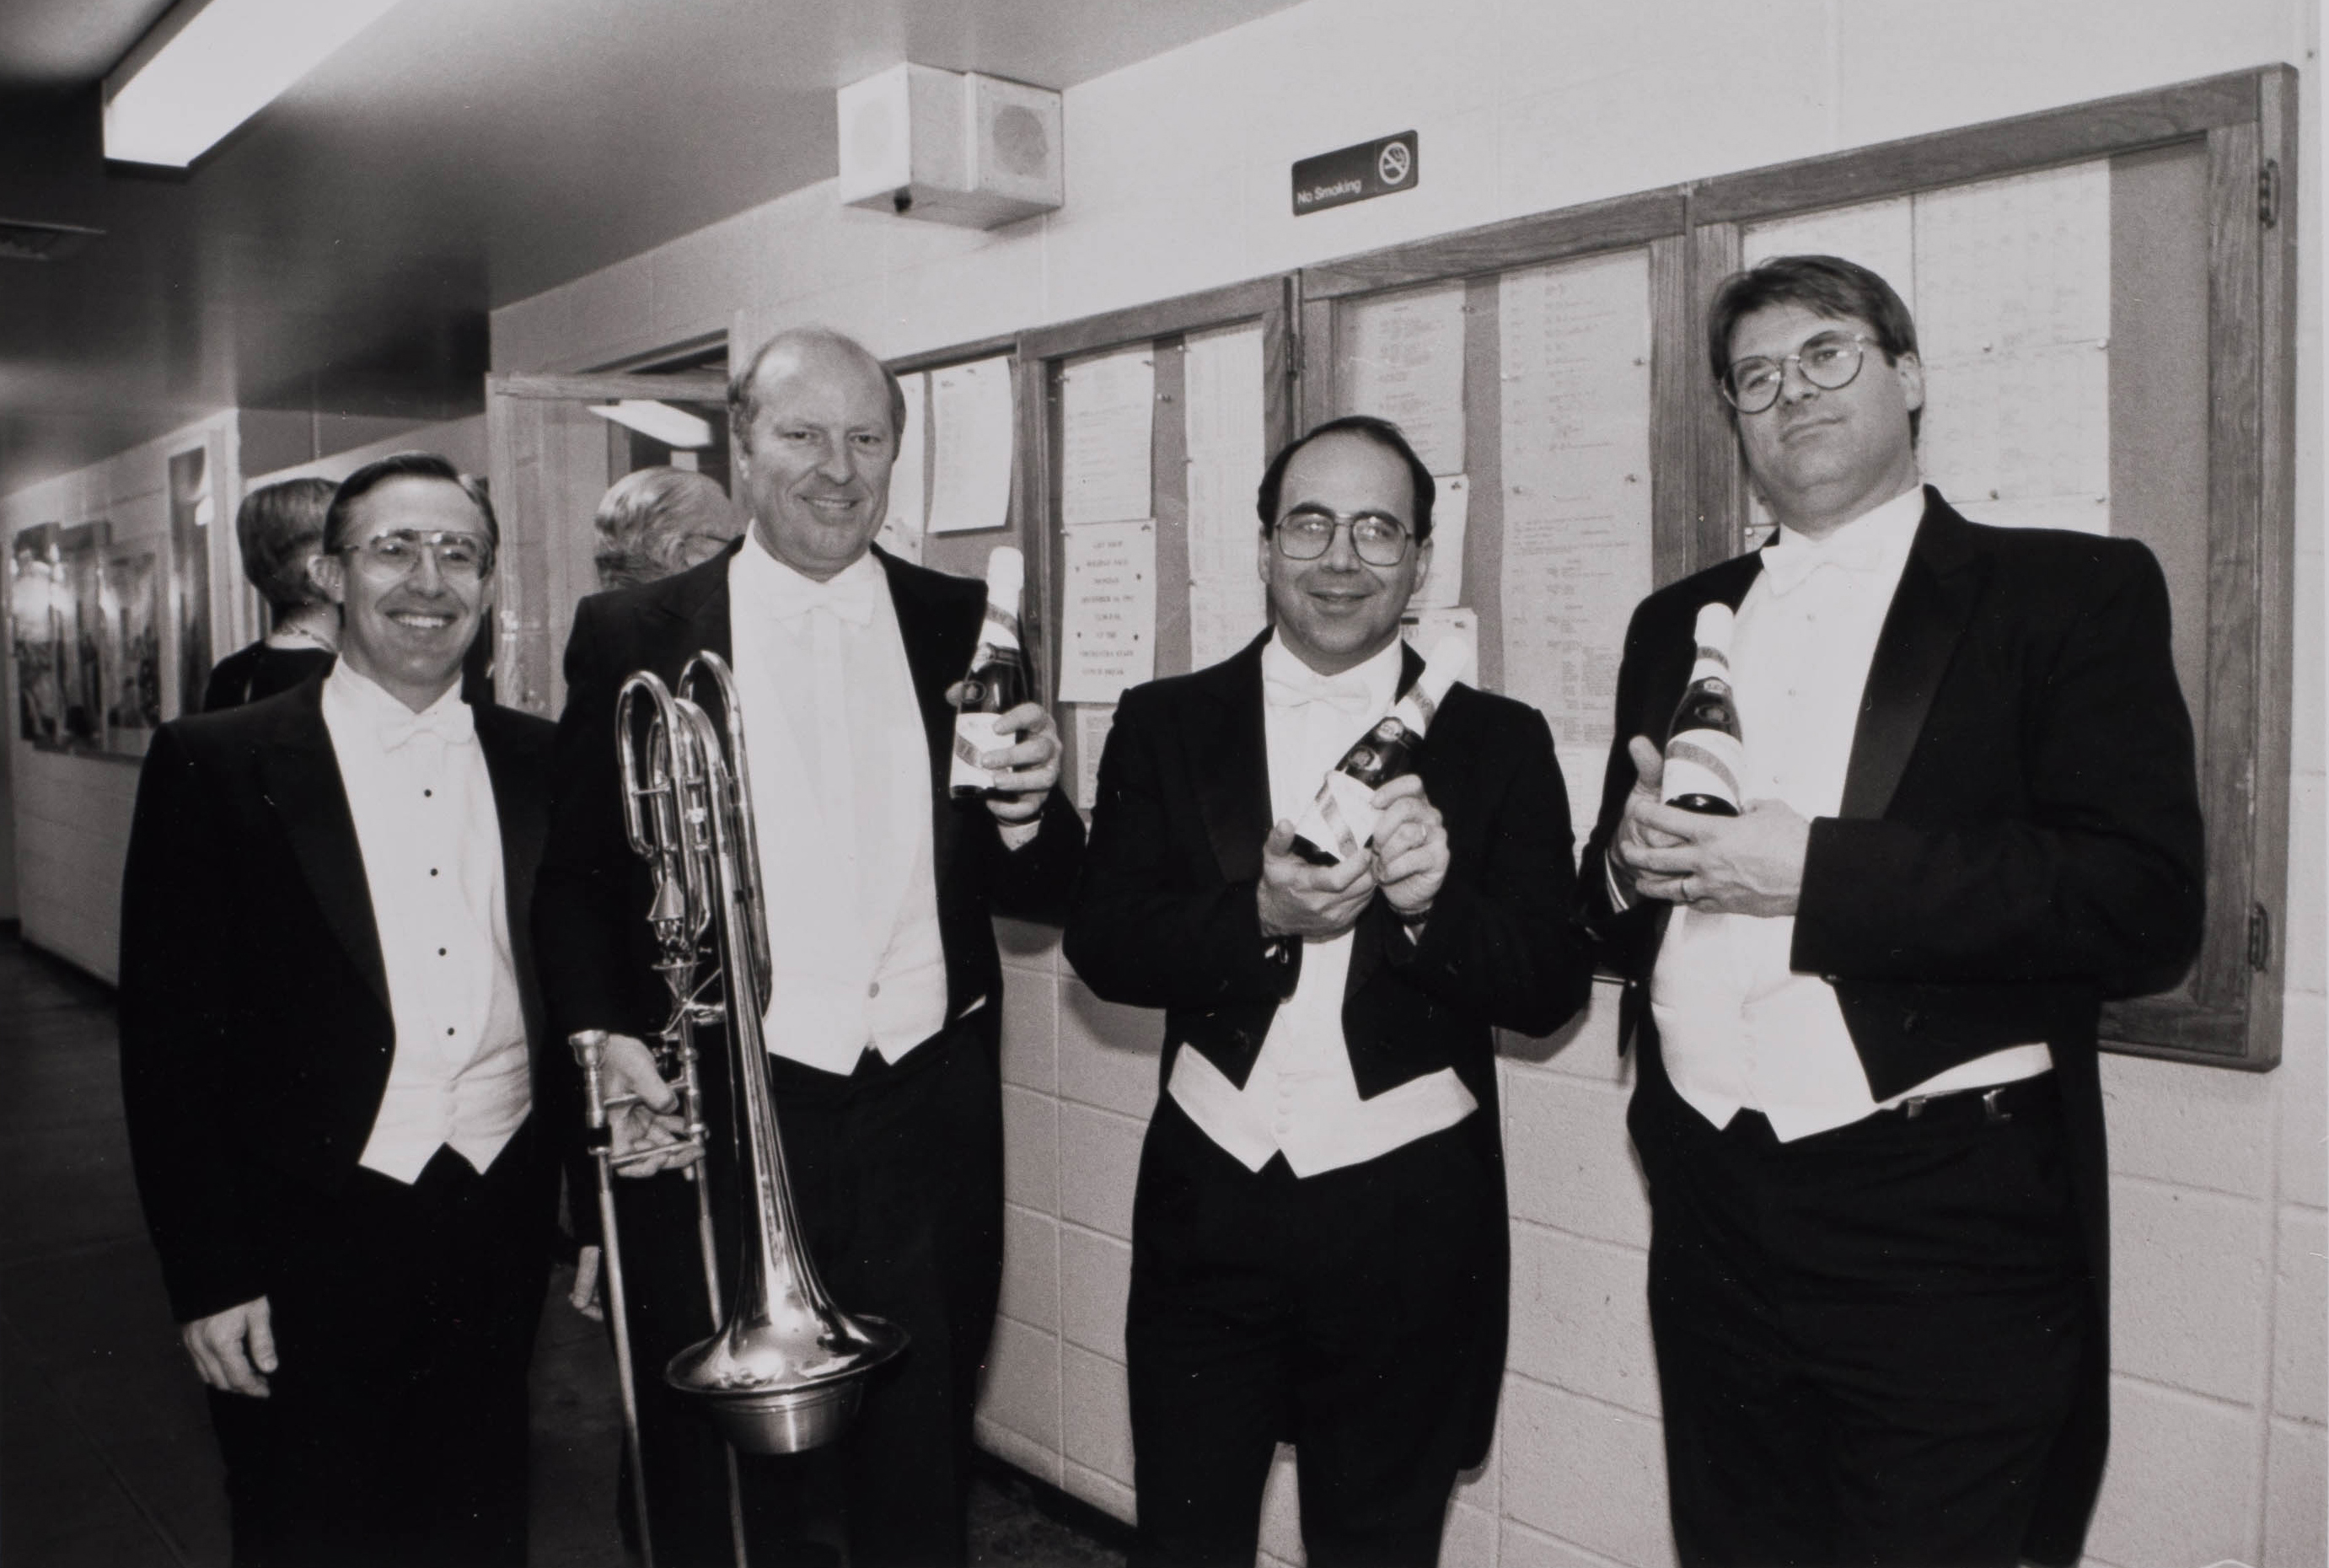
[1271,507,1414,567]
[341,529,494,582]
[1720,331,1871,414]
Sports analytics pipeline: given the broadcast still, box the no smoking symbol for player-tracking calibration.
[1377,141,1412,185]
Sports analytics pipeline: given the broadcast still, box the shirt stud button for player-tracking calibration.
[867,981,881,998]
[430,868,439,877]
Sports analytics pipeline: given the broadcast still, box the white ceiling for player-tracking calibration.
[0,0,1304,493]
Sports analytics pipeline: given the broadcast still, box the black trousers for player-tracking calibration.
[207,1122,554,1568]
[1125,1096,1501,1568]
[1629,1061,2088,1568]
[611,1023,1005,1568]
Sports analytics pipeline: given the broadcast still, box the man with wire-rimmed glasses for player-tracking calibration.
[1067,415,1594,1568]
[1580,255,2203,1567]
[121,451,564,1567]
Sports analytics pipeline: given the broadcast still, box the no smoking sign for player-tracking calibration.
[1291,131,1419,215]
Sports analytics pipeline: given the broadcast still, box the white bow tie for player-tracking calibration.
[381,701,475,752]
[1264,665,1373,717]
[1759,527,1888,597]
[766,567,879,626]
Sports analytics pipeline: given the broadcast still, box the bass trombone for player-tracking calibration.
[576,651,906,1566]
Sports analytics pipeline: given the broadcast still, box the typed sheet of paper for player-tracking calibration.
[1183,323,1269,670]
[927,357,1015,534]
[1497,249,1654,766]
[1058,518,1157,704]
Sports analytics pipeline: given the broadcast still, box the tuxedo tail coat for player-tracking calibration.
[118,676,561,1325]
[1065,632,1596,1465]
[1578,489,2205,1565]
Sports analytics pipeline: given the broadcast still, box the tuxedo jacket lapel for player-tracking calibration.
[875,546,979,899]
[259,684,391,1018]
[1195,636,1275,890]
[1344,642,1428,1001]
[663,543,737,668]
[1838,491,1985,819]
[477,706,549,1019]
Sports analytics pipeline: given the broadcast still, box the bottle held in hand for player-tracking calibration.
[1661,603,1744,817]
[950,547,1029,797]
[1289,636,1473,866]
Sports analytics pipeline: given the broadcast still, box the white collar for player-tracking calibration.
[322,659,466,732]
[732,532,887,622]
[1260,630,1405,717]
[1761,484,1925,594]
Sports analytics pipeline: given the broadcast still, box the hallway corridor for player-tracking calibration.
[0,937,1121,1567]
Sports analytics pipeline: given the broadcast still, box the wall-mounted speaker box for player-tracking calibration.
[837,63,1063,228]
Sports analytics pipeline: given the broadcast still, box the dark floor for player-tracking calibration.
[0,937,1123,1568]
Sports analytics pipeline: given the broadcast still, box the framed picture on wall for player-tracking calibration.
[60,523,108,748]
[104,545,163,756]
[167,444,214,717]
[10,524,65,744]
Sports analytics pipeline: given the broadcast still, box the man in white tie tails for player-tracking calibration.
[1067,416,1594,1568]
[534,327,1085,1568]
[1581,255,2203,1567]
[121,453,562,1566]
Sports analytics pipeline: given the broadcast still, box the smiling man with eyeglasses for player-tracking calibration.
[1580,255,2204,1568]
[120,450,563,1566]
[1068,415,1593,1568]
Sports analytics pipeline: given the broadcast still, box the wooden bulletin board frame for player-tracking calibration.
[1292,66,2295,1069]
[1018,276,1299,797]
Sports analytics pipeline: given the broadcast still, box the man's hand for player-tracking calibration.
[1258,820,1377,941]
[1369,774,1447,920]
[1607,736,1688,901]
[182,1296,276,1398]
[582,1031,701,1178]
[1624,796,1811,918]
[965,696,1062,826]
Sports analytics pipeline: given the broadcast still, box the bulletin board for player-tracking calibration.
[1017,277,1298,811]
[1294,67,2295,1069]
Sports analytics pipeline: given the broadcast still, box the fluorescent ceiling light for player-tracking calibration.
[104,0,404,169]
[588,401,716,450]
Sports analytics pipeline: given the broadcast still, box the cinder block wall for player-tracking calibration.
[512,0,2326,1561]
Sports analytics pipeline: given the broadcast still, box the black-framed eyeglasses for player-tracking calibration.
[341,529,494,582]
[1270,506,1413,567]
[1720,331,1871,414]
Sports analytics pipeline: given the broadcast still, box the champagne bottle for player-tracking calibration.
[950,547,1030,797]
[1289,636,1473,866]
[1661,603,1744,816]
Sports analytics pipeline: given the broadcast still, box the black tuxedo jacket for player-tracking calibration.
[531,541,1085,1056]
[1064,633,1595,1462]
[1579,488,2205,1563]
[119,676,561,1325]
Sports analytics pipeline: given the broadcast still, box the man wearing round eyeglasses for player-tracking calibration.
[1068,416,1594,1567]
[121,450,564,1566]
[1581,255,2203,1566]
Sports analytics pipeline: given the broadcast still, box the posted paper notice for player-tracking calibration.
[1058,518,1156,704]
[929,356,1015,534]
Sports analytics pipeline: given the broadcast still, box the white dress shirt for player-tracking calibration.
[1650,484,2050,1141]
[321,664,530,1183]
[1167,632,1478,1178]
[728,537,953,1075]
